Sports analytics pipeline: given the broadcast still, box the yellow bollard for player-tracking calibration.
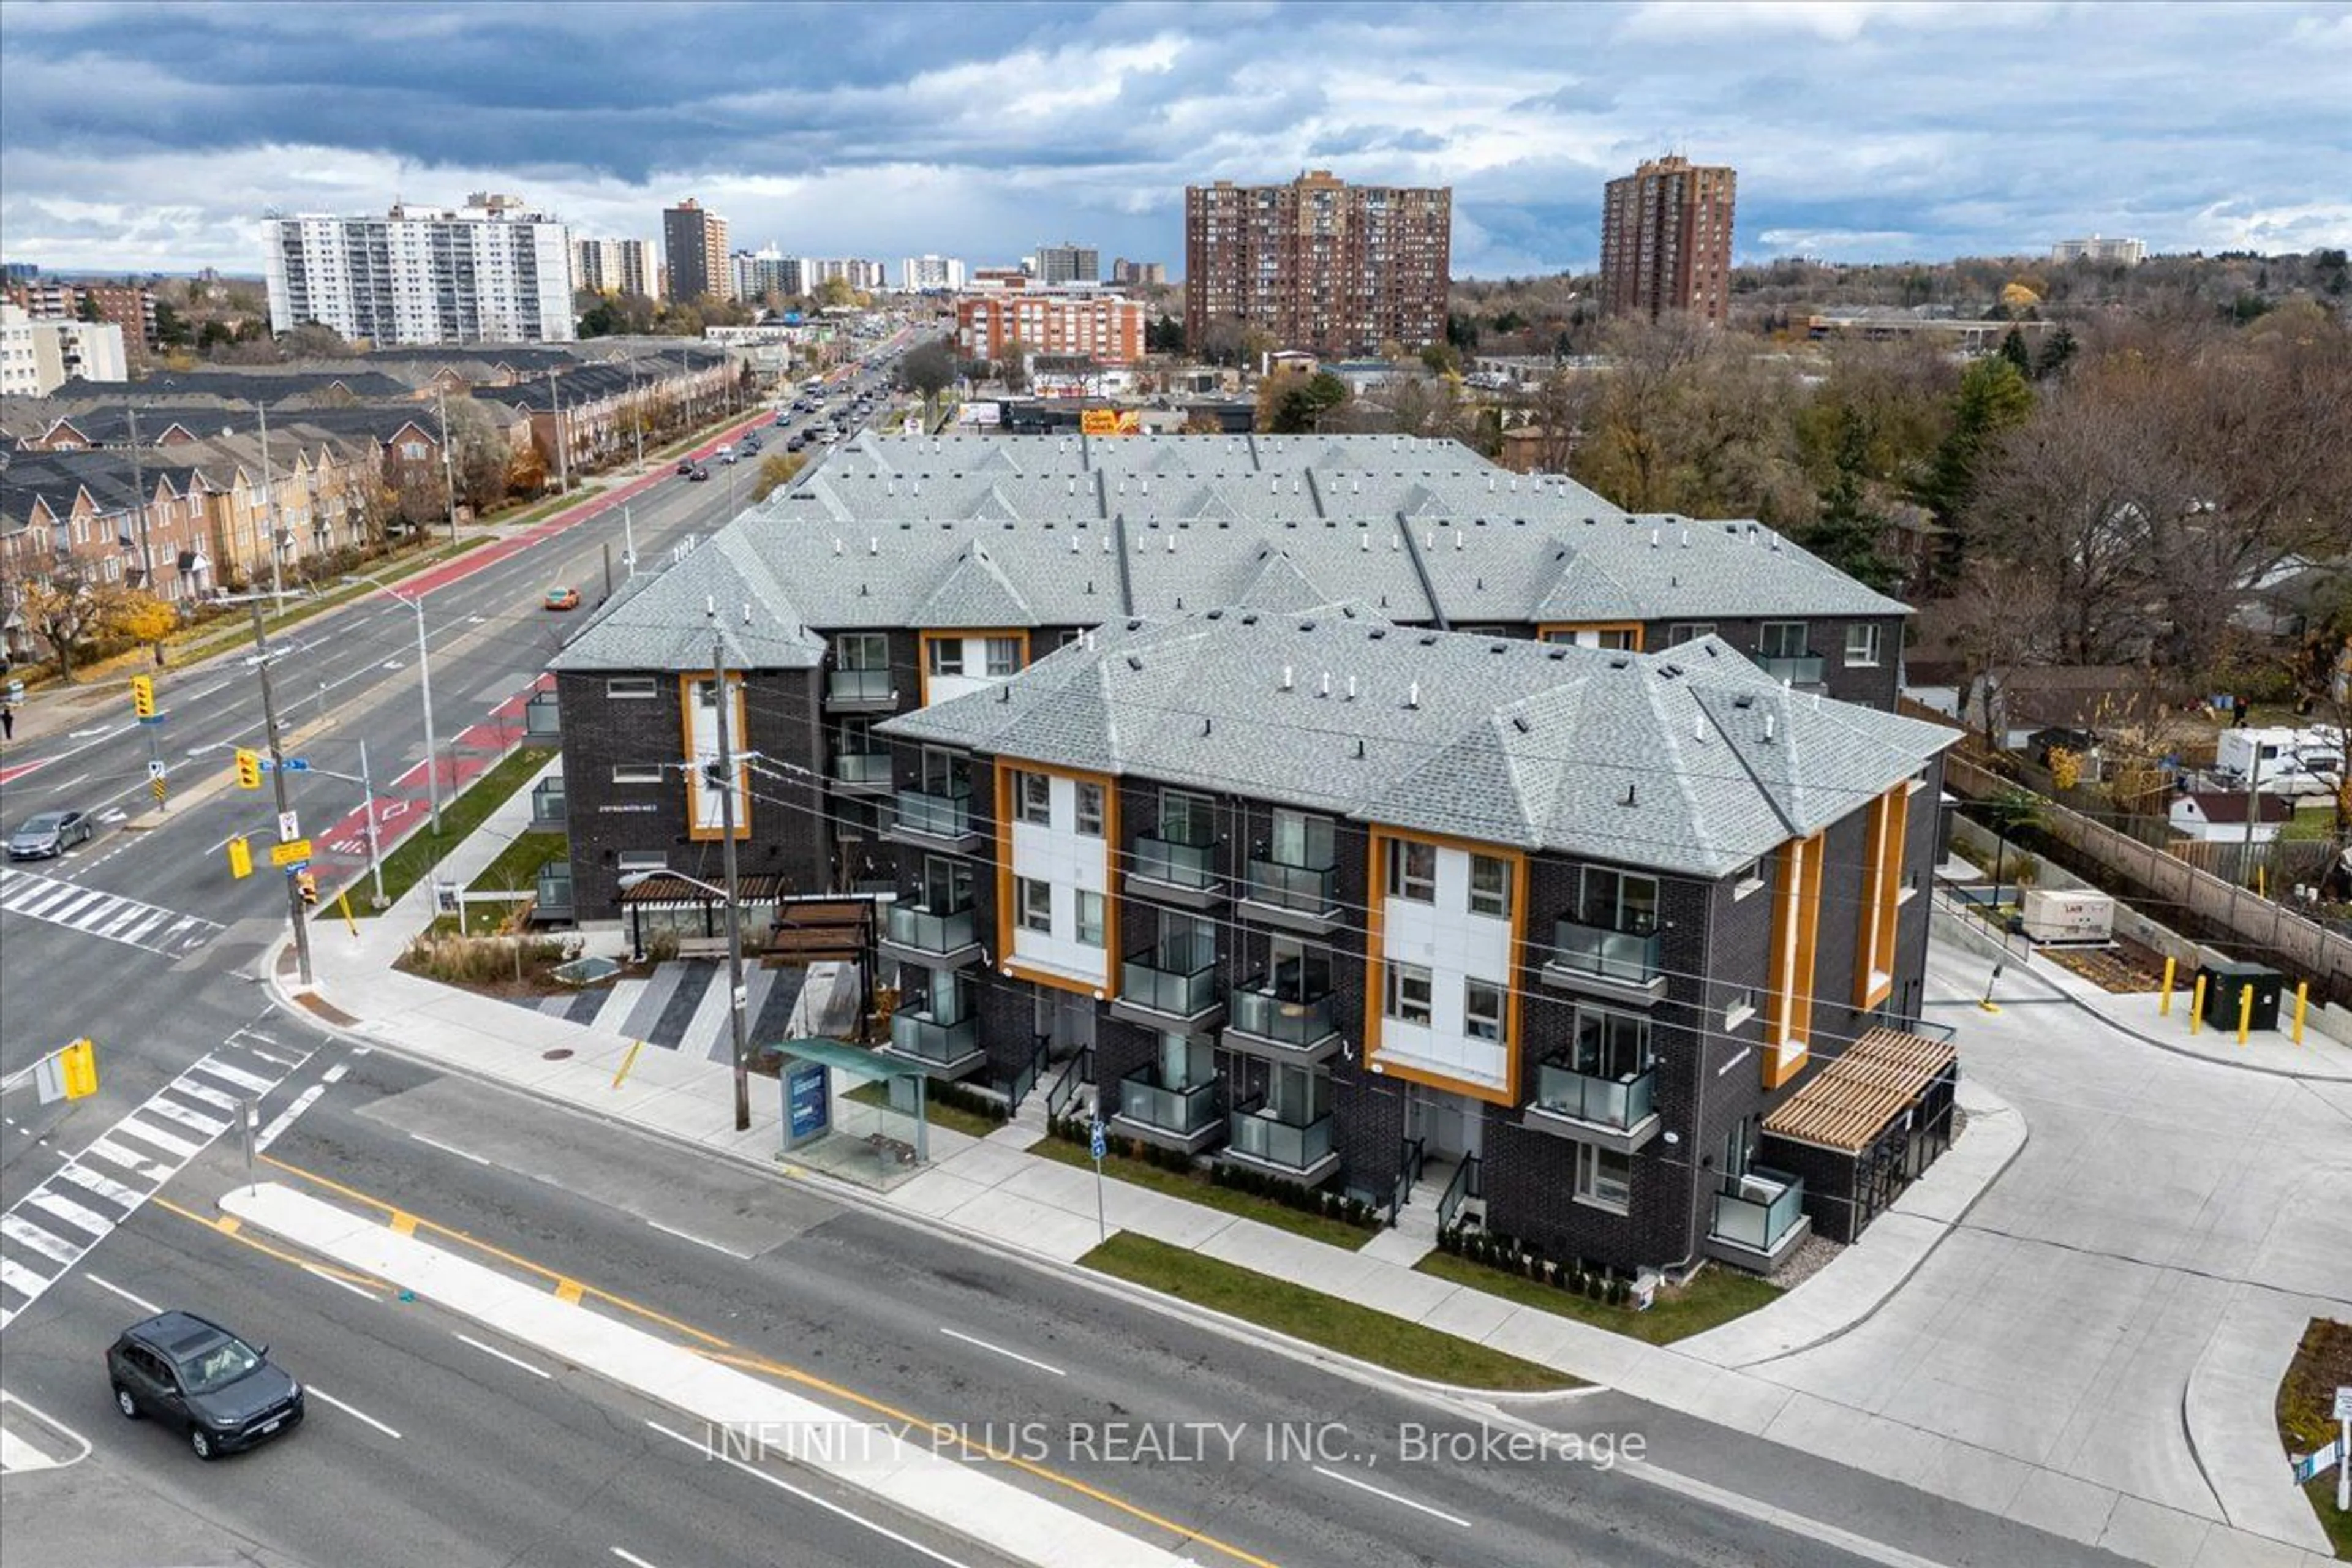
[2159,956,2177,1016]
[612,1038,645,1088]
[2292,982,2308,1046]
[2237,981,2253,1046]
[2190,976,2206,1035]
[336,887,358,940]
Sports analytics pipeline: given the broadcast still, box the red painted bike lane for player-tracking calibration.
[311,676,556,870]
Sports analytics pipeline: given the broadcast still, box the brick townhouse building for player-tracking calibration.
[544,432,1912,925]
[869,609,1956,1274]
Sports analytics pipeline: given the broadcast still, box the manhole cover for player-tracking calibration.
[543,1048,574,1061]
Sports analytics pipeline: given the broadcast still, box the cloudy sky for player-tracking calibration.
[2,1,2345,280]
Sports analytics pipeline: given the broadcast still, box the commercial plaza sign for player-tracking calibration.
[784,1059,829,1150]
[1079,409,1139,437]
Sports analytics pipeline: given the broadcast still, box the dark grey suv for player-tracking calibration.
[107,1311,304,1459]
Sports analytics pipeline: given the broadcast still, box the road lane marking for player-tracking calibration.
[145,1098,229,1137]
[456,1332,552,1379]
[254,1084,326,1152]
[644,1218,751,1259]
[408,1132,489,1166]
[1311,1464,1471,1528]
[938,1326,1066,1378]
[83,1273,162,1314]
[646,1420,973,1568]
[27,1192,115,1240]
[191,1057,274,1095]
[1,1215,81,1266]
[0,1390,92,1474]
[303,1265,382,1301]
[55,1163,143,1208]
[116,1117,203,1161]
[609,1550,662,1568]
[307,1386,402,1439]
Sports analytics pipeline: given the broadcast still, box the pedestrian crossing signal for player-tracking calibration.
[60,1038,97,1101]
[130,675,156,720]
[296,870,318,906]
[227,835,252,879]
[235,748,262,789]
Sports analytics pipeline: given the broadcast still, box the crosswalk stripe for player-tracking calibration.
[0,869,221,955]
[116,910,170,946]
[83,1139,165,1177]
[1,1257,51,1299]
[194,1058,274,1095]
[50,890,111,924]
[10,882,80,916]
[173,1080,241,1115]
[0,1215,80,1266]
[91,902,145,937]
[144,1099,229,1137]
[27,1193,115,1241]
[114,1117,202,1161]
[56,1163,144,1208]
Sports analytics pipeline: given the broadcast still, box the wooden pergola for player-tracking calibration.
[1766,1027,1958,1153]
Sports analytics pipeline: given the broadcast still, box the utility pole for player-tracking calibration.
[257,401,283,599]
[250,598,313,988]
[710,614,751,1131]
[358,738,385,910]
[630,365,644,469]
[124,403,162,665]
[435,386,460,546]
[622,505,638,579]
[548,368,570,494]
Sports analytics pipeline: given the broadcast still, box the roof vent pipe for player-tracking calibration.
[1345,675,1357,701]
[1455,532,1464,551]
[1281,665,1294,690]
[1319,671,1331,698]
[1070,534,1079,552]
[831,538,842,556]
[1623,783,1638,807]
[869,537,878,555]
[1406,681,1420,709]
[1487,474,1496,492]
[1680,529,1691,548]
[1167,533,1175,552]
[1650,527,1660,549]
[1764,713,1777,742]
[1360,533,1370,551]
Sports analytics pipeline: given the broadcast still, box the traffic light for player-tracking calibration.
[59,1038,97,1101]
[130,675,156,720]
[226,835,252,879]
[296,870,318,906]
[235,748,262,789]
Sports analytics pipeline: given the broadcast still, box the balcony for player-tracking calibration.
[826,667,900,713]
[1522,1061,1660,1153]
[1126,831,1224,908]
[1752,652,1825,687]
[1110,942,1224,1031]
[831,751,892,795]
[1541,918,1667,1005]
[878,901,982,969]
[1111,1067,1226,1155]
[529,775,566,831]
[884,1008,984,1076]
[532,860,573,923]
[1221,981,1342,1063]
[1237,858,1344,933]
[884,785,982,853]
[1705,1166,1811,1272]
[1225,1100,1340,1184]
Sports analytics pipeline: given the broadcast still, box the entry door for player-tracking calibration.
[1408,1084,1477,1161]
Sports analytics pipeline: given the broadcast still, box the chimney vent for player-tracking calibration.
[1406,681,1420,709]
[1281,665,1294,690]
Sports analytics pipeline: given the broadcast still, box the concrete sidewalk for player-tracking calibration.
[268,816,2342,1566]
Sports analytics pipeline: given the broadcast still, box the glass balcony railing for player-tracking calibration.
[1550,918,1664,986]
[529,776,566,829]
[890,1009,977,1063]
[832,752,891,786]
[883,902,976,954]
[1244,858,1339,914]
[1117,1069,1223,1136]
[827,668,895,704]
[1754,653,1825,685]
[893,786,973,839]
[1228,1104,1334,1170]
[1120,944,1219,1017]
[1226,982,1338,1047]
[1132,832,1218,890]
[1532,1061,1656,1129]
[1711,1166,1806,1253]
[534,860,573,919]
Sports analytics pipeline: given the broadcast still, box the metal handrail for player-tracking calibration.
[1046,1047,1090,1122]
[1437,1153,1482,1234]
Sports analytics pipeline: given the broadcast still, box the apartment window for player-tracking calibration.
[1017,770,1051,826]
[1665,622,1717,645]
[1017,876,1052,933]
[1469,854,1513,919]
[602,676,657,699]
[617,850,668,873]
[1076,891,1106,948]
[1758,622,1809,660]
[984,636,1022,677]
[1385,963,1433,1027]
[1575,1144,1632,1213]
[834,632,887,671]
[1572,1006,1650,1079]
[1387,839,1437,902]
[1578,867,1659,934]
[1844,624,1883,668]
[927,639,965,677]
[1268,808,1333,870]
[1075,782,1105,837]
[1464,979,1506,1042]
[611,763,663,785]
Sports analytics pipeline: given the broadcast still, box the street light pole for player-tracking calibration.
[710,616,751,1132]
[358,737,385,910]
[257,401,284,600]
[548,368,571,495]
[347,573,442,836]
[435,386,460,547]
[249,597,314,988]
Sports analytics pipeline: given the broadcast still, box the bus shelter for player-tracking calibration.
[767,1037,929,1191]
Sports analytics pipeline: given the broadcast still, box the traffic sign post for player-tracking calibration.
[1090,1118,1108,1243]
[268,837,313,868]
[2337,1387,2350,1512]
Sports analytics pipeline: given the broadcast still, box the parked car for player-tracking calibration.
[785,434,808,452]
[107,1311,304,1460]
[543,586,581,611]
[688,465,711,481]
[676,459,696,476]
[9,809,92,860]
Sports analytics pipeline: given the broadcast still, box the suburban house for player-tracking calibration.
[869,608,1959,1274]
[2169,791,2293,844]
[544,432,1917,925]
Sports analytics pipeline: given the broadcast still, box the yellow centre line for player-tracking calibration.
[154,1196,387,1294]
[255,1152,1280,1568]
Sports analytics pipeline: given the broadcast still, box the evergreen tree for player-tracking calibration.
[1998,326,2032,377]
[1917,356,2034,581]
[1796,415,1899,591]
[2034,325,2078,380]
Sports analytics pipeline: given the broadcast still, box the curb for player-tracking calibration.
[1977,949,2352,1084]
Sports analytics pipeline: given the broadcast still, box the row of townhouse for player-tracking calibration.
[488,349,739,481]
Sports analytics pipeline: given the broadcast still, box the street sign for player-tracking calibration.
[2335,1388,2352,1422]
[278,810,300,842]
[281,758,311,772]
[269,837,313,867]
[146,760,167,780]
[1090,1120,1107,1162]
[282,861,310,876]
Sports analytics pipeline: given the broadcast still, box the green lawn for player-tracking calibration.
[2282,805,2336,842]
[357,747,556,914]
[1084,1234,1580,1392]
[1414,1251,1782,1346]
[1030,1135,1376,1251]
[2275,1317,2352,1560]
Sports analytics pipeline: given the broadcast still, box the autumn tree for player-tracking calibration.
[439,394,513,514]
[105,590,177,645]
[1256,369,1348,434]
[18,566,120,679]
[751,452,808,503]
